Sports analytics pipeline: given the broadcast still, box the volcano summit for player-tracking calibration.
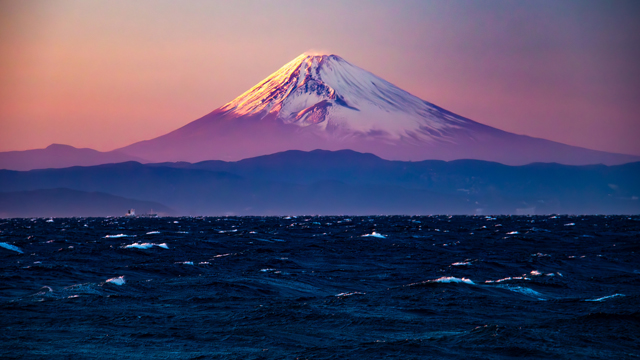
[116,53,637,165]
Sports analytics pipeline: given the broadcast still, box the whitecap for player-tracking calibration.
[336,291,365,297]
[106,276,125,286]
[432,277,475,285]
[585,294,625,302]
[123,242,168,249]
[362,231,386,238]
[177,261,194,265]
[0,242,23,254]
[452,262,472,266]
[104,234,136,238]
[507,231,519,235]
[564,223,575,226]
[146,231,161,235]
[485,276,527,284]
[530,270,542,276]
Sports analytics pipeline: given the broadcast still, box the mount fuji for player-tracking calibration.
[116,53,637,165]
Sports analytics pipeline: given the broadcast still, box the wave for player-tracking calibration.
[585,294,625,302]
[123,242,169,249]
[362,231,386,238]
[106,276,125,286]
[0,242,23,254]
[408,277,476,287]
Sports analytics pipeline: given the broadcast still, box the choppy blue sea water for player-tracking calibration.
[1,215,639,359]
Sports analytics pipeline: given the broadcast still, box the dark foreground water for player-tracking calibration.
[1,215,639,359]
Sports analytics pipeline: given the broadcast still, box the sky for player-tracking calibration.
[1,0,639,155]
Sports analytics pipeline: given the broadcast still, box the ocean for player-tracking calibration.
[1,215,639,359]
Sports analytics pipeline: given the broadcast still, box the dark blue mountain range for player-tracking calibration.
[0,150,638,216]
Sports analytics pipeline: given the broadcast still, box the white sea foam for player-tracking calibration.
[178,261,194,265]
[452,262,472,266]
[585,294,625,302]
[362,231,386,238]
[507,231,519,235]
[564,223,575,226]
[0,242,23,254]
[431,277,475,285]
[106,276,125,286]
[104,234,136,238]
[485,276,527,284]
[123,242,169,250]
[146,231,161,235]
[336,291,365,297]
[530,270,542,276]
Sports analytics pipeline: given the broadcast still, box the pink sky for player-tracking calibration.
[1,0,639,155]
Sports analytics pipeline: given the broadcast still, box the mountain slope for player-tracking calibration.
[0,144,145,171]
[118,54,638,165]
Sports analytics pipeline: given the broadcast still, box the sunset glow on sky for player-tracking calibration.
[1,0,639,155]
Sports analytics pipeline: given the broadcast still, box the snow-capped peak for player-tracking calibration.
[221,53,471,140]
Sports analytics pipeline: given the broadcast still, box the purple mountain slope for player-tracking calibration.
[116,53,638,165]
[0,144,145,171]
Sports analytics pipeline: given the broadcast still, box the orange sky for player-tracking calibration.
[1,0,639,155]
